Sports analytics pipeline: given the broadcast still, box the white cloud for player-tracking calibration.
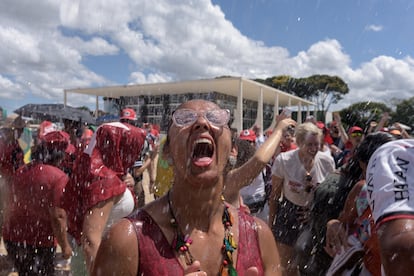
[365,24,383,32]
[0,75,24,99]
[128,72,172,84]
[0,0,413,116]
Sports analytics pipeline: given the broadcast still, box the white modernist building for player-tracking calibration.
[64,76,315,132]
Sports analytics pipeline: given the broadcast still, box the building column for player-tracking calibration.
[95,96,99,118]
[234,79,244,132]
[254,87,264,133]
[297,101,302,123]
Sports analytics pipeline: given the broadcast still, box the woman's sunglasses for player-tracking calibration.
[350,132,363,138]
[305,173,313,193]
[172,108,230,128]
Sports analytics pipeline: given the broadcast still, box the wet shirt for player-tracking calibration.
[272,149,335,207]
[2,162,68,247]
[62,122,146,243]
[366,139,414,226]
[128,209,264,275]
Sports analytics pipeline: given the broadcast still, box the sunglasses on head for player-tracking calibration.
[350,132,363,137]
[172,108,230,128]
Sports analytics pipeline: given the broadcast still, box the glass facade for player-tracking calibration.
[104,92,275,131]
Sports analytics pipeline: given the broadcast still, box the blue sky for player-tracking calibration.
[1,0,413,116]
[215,0,413,65]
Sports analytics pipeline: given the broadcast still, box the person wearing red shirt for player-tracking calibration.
[0,114,25,241]
[2,130,72,275]
[62,120,146,273]
[338,126,364,168]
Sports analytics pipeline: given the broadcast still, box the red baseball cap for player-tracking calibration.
[41,130,70,151]
[239,129,256,142]
[120,108,137,121]
[316,121,326,130]
[38,120,58,139]
[81,129,94,141]
[348,126,363,134]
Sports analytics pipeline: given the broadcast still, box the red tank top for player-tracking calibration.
[127,209,264,275]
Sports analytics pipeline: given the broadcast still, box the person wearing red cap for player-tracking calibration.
[120,108,137,123]
[239,129,257,145]
[62,118,146,273]
[2,130,73,275]
[337,125,364,168]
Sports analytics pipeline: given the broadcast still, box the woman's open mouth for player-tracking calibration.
[191,138,214,167]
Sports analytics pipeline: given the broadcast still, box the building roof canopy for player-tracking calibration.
[65,77,314,108]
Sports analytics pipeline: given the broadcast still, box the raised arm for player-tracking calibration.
[333,112,348,144]
[225,117,296,193]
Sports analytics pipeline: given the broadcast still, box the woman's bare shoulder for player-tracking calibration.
[93,218,139,275]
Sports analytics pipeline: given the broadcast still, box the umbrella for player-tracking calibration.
[96,114,120,124]
[14,104,96,125]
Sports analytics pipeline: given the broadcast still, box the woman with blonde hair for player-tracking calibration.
[269,122,335,275]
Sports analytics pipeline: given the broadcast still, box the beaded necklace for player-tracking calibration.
[167,191,238,276]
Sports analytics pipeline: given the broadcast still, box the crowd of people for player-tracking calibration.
[0,99,413,276]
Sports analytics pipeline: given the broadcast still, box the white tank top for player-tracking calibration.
[104,188,134,235]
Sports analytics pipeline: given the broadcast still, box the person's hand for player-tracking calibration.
[150,144,160,159]
[275,117,296,132]
[123,173,135,189]
[325,219,348,257]
[183,261,259,276]
[245,267,259,276]
[333,112,342,124]
[184,261,206,276]
[330,144,342,156]
[61,245,73,259]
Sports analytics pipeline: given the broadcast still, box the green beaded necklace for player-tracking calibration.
[167,191,238,276]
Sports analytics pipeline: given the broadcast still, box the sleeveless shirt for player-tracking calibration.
[127,209,265,275]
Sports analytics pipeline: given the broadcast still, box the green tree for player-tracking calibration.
[294,75,349,121]
[256,74,349,122]
[338,101,392,131]
[391,96,414,129]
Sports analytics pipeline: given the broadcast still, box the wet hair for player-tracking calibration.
[233,138,255,168]
[31,143,66,165]
[353,131,395,164]
[295,122,322,146]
